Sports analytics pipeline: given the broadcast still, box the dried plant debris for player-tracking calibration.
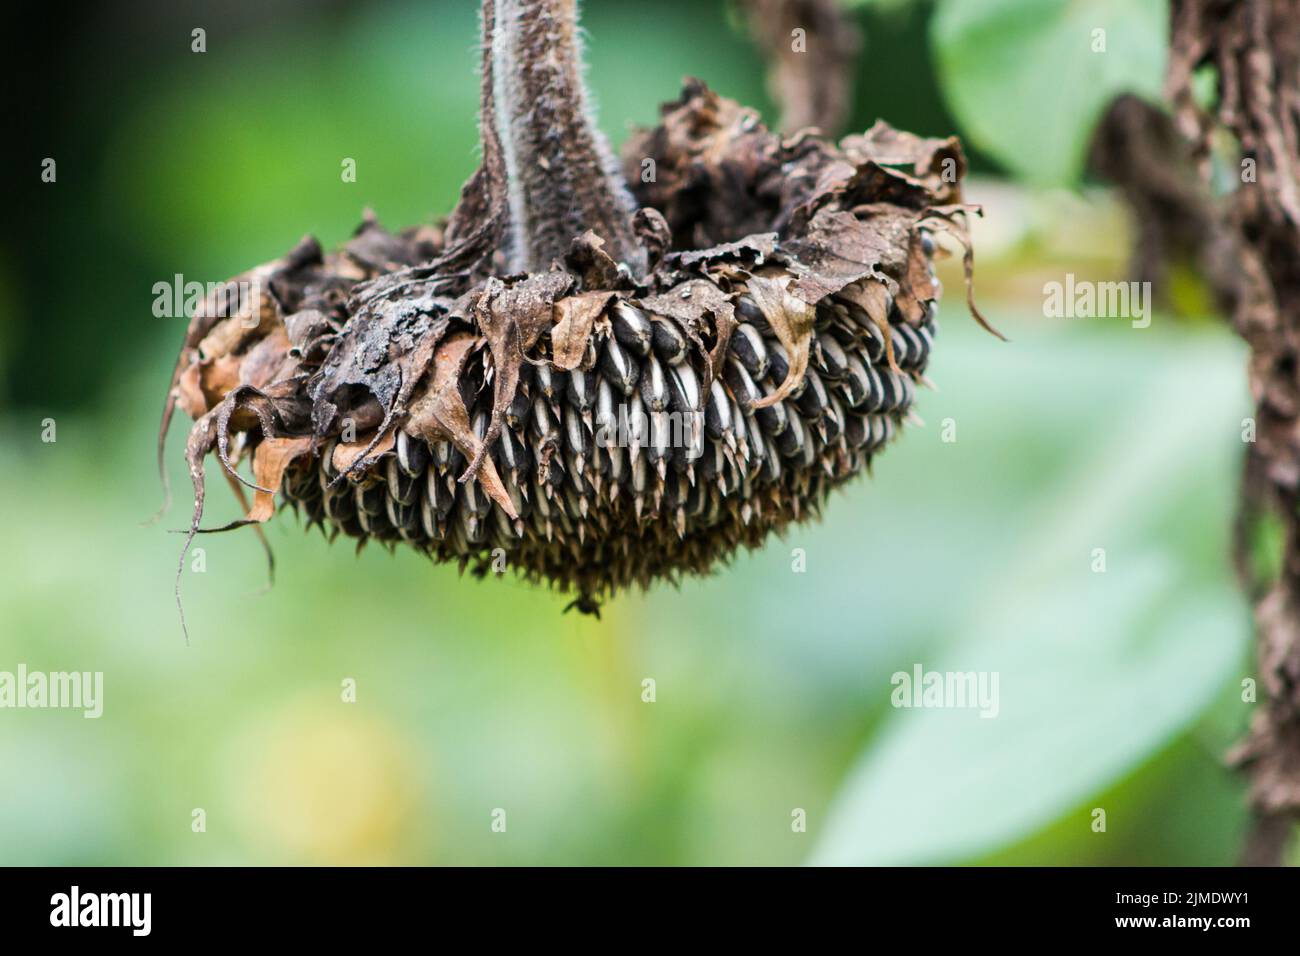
[159,4,987,630]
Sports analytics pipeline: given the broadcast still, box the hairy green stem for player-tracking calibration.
[490,0,644,275]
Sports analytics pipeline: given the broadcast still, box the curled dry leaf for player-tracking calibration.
[406,333,517,519]
[249,437,315,522]
[551,292,614,370]
[745,273,815,408]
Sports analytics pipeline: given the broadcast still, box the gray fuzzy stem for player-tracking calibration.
[492,0,645,275]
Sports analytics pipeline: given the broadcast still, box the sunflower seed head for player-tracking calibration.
[162,80,982,617]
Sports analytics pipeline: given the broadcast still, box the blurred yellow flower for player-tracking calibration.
[226,695,425,865]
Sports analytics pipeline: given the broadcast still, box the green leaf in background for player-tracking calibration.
[809,354,1249,865]
[931,0,1168,186]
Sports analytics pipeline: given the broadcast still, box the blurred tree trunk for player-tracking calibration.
[1165,0,1300,866]
[734,0,860,136]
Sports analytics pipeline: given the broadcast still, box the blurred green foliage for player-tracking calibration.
[932,0,1168,185]
[0,0,1259,865]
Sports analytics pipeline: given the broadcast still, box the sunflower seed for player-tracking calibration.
[896,322,932,370]
[355,480,387,517]
[594,376,617,444]
[821,395,844,443]
[651,317,689,365]
[734,295,772,335]
[860,320,885,364]
[893,323,918,367]
[699,436,724,482]
[840,352,873,408]
[722,357,761,412]
[753,380,789,435]
[386,492,419,537]
[610,302,653,356]
[814,332,848,380]
[430,440,455,474]
[419,491,444,540]
[643,354,670,411]
[605,441,624,485]
[774,410,806,458]
[461,474,491,518]
[530,396,559,442]
[767,342,807,400]
[870,414,894,450]
[385,457,420,506]
[492,502,518,541]
[496,422,531,477]
[506,386,531,429]
[743,411,765,467]
[704,378,732,442]
[760,437,782,481]
[426,468,455,519]
[396,429,429,477]
[667,361,701,415]
[534,363,557,401]
[599,337,640,395]
[564,404,591,458]
[459,507,486,544]
[729,323,770,379]
[876,368,910,412]
[566,368,597,413]
[729,393,749,460]
[795,368,829,418]
[649,409,673,467]
[625,388,649,456]
[845,411,870,449]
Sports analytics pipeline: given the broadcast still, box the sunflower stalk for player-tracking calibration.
[489,0,645,275]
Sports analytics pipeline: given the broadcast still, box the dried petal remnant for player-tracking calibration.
[161,82,981,616]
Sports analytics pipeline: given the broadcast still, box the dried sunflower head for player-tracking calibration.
[159,0,992,629]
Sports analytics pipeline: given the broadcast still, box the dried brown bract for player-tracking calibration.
[159,0,988,631]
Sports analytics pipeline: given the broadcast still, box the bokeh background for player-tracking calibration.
[1,0,1277,864]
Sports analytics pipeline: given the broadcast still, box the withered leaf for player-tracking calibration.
[838,280,902,373]
[840,121,967,206]
[344,213,430,271]
[247,436,314,522]
[464,271,574,481]
[918,205,1005,341]
[331,430,397,477]
[640,279,737,390]
[407,333,517,519]
[239,325,294,389]
[779,208,900,302]
[745,273,816,408]
[632,207,673,272]
[551,292,614,370]
[566,231,626,289]
[665,233,778,270]
[176,363,210,419]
